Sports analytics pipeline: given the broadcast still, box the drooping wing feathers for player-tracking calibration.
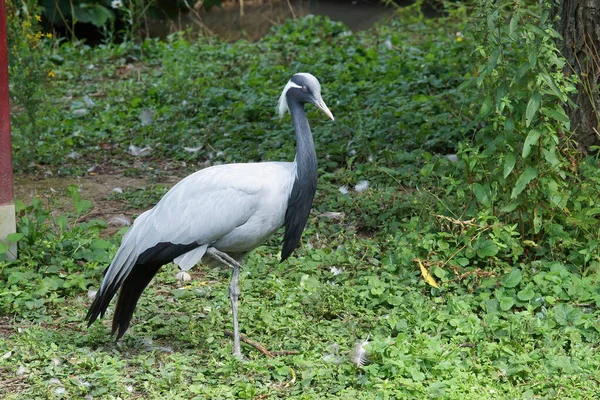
[86,162,296,331]
[174,244,209,271]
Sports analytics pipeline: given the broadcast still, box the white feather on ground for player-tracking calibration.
[354,180,370,193]
[351,336,370,368]
[175,271,192,282]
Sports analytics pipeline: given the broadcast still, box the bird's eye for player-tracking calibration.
[301,85,308,92]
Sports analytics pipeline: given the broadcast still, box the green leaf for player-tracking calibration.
[528,47,537,68]
[500,296,514,311]
[502,268,522,288]
[75,199,93,214]
[479,97,493,117]
[539,73,564,101]
[472,183,490,206]
[504,118,515,136]
[522,129,541,158]
[73,4,114,27]
[511,167,538,198]
[66,185,81,202]
[91,239,112,250]
[0,241,8,254]
[477,240,498,258]
[509,13,519,39]
[517,287,535,301]
[526,92,541,127]
[542,106,570,129]
[487,47,501,73]
[515,63,531,81]
[542,148,560,167]
[6,233,24,243]
[504,152,517,178]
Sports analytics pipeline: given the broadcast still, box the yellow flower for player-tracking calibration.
[35,15,41,22]
[48,70,55,78]
[456,37,463,42]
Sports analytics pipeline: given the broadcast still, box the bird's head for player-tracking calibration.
[277,73,334,121]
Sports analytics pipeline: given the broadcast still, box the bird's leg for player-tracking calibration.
[206,247,243,358]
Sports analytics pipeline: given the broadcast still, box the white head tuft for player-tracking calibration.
[277,80,301,118]
[276,73,322,118]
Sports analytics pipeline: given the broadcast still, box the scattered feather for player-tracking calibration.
[126,385,134,393]
[129,144,153,157]
[384,39,393,50]
[83,95,95,108]
[108,215,131,227]
[112,187,123,194]
[445,154,458,163]
[319,211,345,220]
[78,379,91,387]
[330,266,344,276]
[52,358,62,366]
[351,336,370,368]
[176,271,192,282]
[2,351,11,359]
[54,387,66,395]
[140,109,154,126]
[66,151,80,159]
[354,180,370,192]
[72,109,87,116]
[87,165,96,173]
[339,186,348,194]
[87,290,97,302]
[141,338,173,353]
[183,146,203,153]
[16,366,29,376]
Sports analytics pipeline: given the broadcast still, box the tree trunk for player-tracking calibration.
[554,0,600,152]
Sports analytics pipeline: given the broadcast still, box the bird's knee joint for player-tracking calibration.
[229,286,240,299]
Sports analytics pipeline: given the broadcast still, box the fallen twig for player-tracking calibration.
[223,330,273,357]
[223,330,299,357]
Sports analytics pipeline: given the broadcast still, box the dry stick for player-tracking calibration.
[224,330,273,357]
[182,0,213,36]
[284,0,296,20]
[223,330,299,357]
[1,375,26,385]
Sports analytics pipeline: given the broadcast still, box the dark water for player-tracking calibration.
[151,0,397,41]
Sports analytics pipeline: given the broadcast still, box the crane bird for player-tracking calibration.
[86,73,334,357]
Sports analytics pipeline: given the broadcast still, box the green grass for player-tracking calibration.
[2,7,600,400]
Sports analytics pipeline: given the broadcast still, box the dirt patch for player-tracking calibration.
[13,173,182,236]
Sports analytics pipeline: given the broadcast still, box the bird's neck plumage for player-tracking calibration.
[290,101,317,180]
[281,99,318,261]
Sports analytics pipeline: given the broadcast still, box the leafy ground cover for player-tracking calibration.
[2,5,600,399]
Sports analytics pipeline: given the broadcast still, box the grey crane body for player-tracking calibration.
[85,73,333,357]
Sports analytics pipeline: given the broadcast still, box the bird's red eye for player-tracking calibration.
[302,85,308,92]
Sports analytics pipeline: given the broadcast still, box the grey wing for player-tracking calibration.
[100,175,261,292]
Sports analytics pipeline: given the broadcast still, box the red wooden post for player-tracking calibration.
[0,0,17,260]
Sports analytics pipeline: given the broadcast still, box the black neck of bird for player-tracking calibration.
[281,98,318,261]
[289,100,317,175]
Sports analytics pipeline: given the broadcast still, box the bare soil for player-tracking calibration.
[13,172,181,236]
